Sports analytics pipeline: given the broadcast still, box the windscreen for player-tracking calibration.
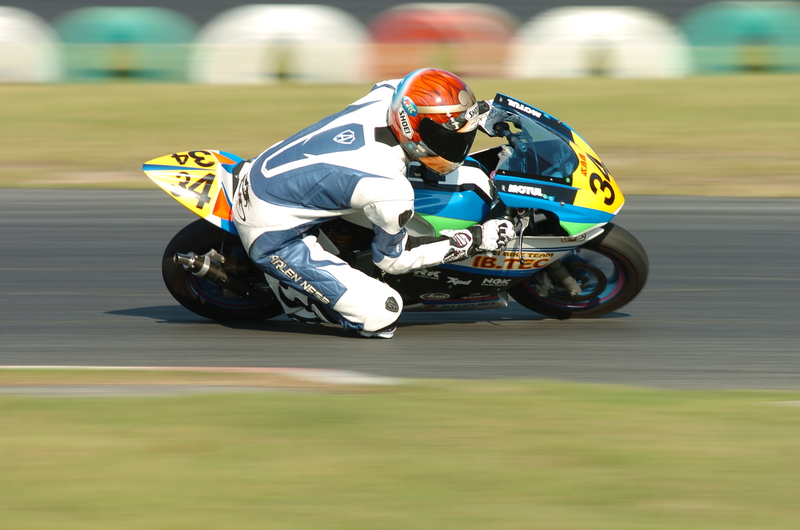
[494,108,579,182]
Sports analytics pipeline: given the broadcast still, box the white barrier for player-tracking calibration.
[0,7,61,82]
[190,4,369,84]
[507,6,692,78]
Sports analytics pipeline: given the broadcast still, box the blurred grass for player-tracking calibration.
[2,373,800,529]
[2,75,798,195]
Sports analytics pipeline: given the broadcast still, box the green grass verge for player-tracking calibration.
[2,75,799,195]
[2,370,800,529]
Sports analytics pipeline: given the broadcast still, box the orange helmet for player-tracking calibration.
[389,68,480,175]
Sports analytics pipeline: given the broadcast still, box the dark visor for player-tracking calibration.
[418,118,477,163]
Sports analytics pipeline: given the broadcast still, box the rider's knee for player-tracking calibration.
[336,281,403,332]
[364,285,403,332]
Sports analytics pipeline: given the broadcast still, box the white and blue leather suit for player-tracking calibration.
[232,80,460,334]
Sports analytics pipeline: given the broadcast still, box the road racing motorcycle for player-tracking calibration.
[143,93,648,323]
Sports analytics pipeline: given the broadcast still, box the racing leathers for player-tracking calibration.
[232,80,508,336]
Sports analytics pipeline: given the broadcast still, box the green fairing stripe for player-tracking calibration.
[418,214,476,236]
[421,215,598,237]
[559,221,601,236]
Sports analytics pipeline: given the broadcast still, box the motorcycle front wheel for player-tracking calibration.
[508,223,649,319]
[162,219,284,321]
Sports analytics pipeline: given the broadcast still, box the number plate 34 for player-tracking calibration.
[143,150,243,231]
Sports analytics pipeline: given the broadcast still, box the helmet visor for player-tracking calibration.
[418,118,477,163]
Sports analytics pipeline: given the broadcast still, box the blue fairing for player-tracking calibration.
[413,189,488,222]
[497,191,614,224]
[219,151,244,174]
[220,219,238,234]
[494,174,614,225]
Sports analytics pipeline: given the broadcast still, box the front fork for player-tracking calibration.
[543,260,583,297]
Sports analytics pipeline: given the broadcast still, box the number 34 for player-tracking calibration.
[171,171,215,209]
[171,151,215,168]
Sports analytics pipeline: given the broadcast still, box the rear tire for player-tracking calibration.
[162,220,283,321]
[508,223,648,319]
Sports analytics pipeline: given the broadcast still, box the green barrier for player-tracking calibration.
[681,1,800,72]
[54,7,196,81]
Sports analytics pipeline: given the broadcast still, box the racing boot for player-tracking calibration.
[357,325,396,339]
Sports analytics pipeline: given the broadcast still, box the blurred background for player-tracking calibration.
[2,0,800,83]
[2,7,799,526]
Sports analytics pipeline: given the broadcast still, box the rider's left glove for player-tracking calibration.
[478,219,515,252]
[479,102,522,137]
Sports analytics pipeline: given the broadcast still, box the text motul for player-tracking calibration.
[507,184,543,197]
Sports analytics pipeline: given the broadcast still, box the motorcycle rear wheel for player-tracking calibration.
[162,219,284,321]
[508,223,648,319]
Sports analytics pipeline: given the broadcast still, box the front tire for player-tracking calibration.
[162,219,283,321]
[508,223,648,319]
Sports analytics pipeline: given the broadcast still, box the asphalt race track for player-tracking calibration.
[1,190,798,389]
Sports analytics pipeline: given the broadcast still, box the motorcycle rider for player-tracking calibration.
[232,68,513,338]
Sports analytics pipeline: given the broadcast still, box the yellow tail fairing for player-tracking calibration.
[143,150,243,232]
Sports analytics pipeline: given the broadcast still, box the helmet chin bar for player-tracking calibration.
[402,136,469,176]
[418,155,461,175]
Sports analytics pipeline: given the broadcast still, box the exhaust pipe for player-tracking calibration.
[174,252,273,305]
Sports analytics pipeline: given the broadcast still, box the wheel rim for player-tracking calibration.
[525,249,626,310]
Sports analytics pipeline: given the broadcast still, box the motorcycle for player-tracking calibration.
[143,93,648,323]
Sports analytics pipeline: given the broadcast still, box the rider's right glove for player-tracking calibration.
[441,219,515,263]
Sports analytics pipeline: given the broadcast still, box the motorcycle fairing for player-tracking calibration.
[404,293,510,312]
[143,150,242,234]
[408,162,493,235]
[381,265,520,306]
[493,173,615,228]
[413,188,487,233]
[491,94,625,230]
[437,224,607,278]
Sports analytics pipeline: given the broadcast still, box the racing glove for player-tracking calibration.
[478,102,522,137]
[441,219,515,263]
[479,219,515,252]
